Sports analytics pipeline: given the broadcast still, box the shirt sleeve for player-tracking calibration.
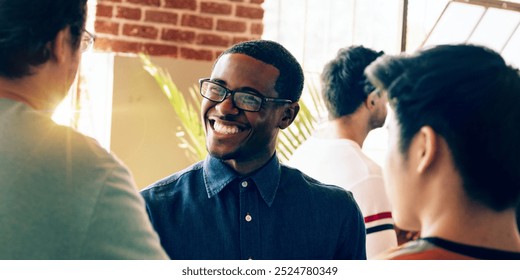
[349,176,398,259]
[78,166,169,260]
[335,191,367,260]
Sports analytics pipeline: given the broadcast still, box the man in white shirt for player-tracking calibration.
[289,46,397,258]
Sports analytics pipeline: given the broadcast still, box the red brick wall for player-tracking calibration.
[94,0,265,61]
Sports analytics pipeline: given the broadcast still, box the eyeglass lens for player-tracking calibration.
[201,81,262,112]
[80,30,95,52]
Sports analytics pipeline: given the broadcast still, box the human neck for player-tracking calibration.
[0,75,57,113]
[407,137,520,253]
[223,152,275,177]
[420,195,520,252]
[316,114,371,148]
[0,89,36,108]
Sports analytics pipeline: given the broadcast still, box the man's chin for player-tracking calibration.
[208,149,240,161]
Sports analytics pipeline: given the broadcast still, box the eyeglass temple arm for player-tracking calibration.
[264,98,293,104]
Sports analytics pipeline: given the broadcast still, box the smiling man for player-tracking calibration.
[141,40,366,260]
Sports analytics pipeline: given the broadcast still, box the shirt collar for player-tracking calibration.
[203,154,281,207]
[203,156,237,198]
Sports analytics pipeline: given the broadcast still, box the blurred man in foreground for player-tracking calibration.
[365,44,520,259]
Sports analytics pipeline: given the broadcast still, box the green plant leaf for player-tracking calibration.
[139,54,207,162]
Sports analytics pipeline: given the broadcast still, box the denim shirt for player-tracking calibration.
[141,154,366,260]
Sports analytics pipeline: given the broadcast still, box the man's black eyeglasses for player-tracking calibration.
[199,78,292,112]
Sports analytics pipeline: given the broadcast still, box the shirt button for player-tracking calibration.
[241,181,248,188]
[245,214,252,222]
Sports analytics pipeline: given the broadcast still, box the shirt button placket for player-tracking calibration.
[242,181,252,223]
[239,178,259,259]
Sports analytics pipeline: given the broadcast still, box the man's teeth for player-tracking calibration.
[213,121,240,134]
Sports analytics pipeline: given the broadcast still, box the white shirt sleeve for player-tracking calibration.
[350,176,398,259]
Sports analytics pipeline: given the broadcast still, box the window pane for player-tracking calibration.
[468,8,520,52]
[423,2,485,47]
[406,0,450,52]
[502,26,520,68]
[303,0,355,72]
[263,0,402,73]
[353,0,402,53]
[265,0,306,62]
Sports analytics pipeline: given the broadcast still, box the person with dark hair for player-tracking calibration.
[0,0,167,259]
[141,40,366,260]
[365,44,520,259]
[289,46,397,258]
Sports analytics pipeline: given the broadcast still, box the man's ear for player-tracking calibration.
[364,92,377,110]
[49,27,70,64]
[279,102,300,129]
[414,126,438,174]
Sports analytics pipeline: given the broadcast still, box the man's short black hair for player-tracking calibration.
[0,0,87,78]
[219,40,304,102]
[321,46,384,119]
[366,44,520,211]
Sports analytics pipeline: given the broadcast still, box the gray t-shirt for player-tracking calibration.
[0,99,168,259]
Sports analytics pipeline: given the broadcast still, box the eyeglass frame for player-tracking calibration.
[198,78,293,112]
[80,29,96,52]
